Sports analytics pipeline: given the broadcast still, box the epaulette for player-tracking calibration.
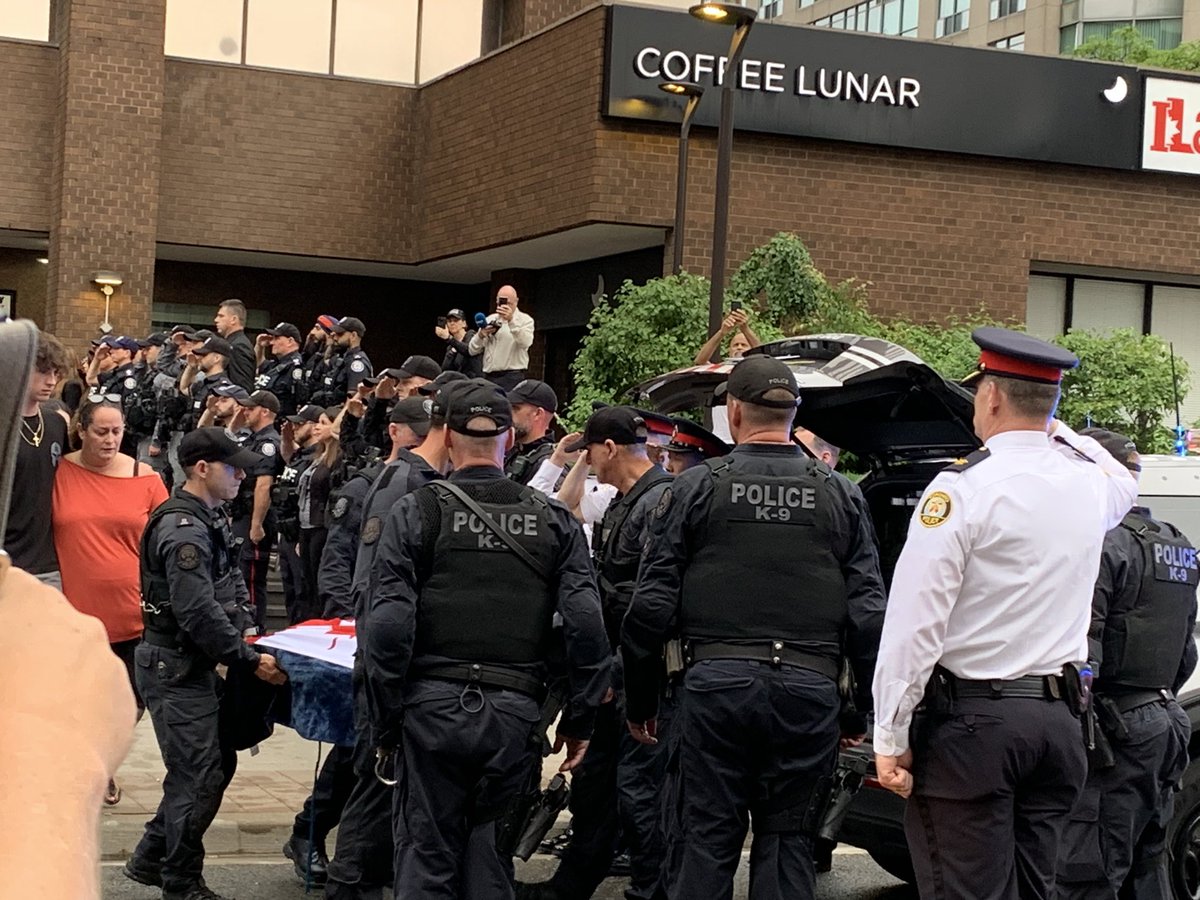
[943,448,991,472]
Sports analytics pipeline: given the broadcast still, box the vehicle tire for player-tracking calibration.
[868,848,916,885]
[1171,758,1200,900]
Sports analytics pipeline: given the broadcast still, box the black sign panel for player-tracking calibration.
[604,4,1143,170]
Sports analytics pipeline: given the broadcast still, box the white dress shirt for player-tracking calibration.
[872,423,1138,756]
[468,309,535,373]
[527,460,618,545]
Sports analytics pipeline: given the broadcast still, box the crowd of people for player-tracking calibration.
[0,302,1195,900]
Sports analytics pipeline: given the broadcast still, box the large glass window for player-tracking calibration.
[990,0,1025,20]
[419,0,484,81]
[1058,0,1184,52]
[0,0,50,42]
[334,0,418,83]
[245,0,332,74]
[164,0,245,63]
[991,32,1025,49]
[809,0,917,37]
[937,0,970,36]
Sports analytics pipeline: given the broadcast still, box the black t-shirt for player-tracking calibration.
[6,406,68,573]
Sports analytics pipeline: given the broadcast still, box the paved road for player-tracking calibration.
[102,850,918,898]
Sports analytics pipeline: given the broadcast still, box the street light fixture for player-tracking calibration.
[92,270,124,334]
[659,81,705,276]
[689,1,756,338]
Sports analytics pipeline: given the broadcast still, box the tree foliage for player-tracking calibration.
[1072,25,1200,71]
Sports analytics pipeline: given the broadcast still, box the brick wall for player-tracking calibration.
[0,41,57,233]
[45,0,166,347]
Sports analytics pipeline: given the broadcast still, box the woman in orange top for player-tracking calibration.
[52,397,168,804]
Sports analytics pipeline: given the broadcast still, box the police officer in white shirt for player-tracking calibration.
[872,327,1139,900]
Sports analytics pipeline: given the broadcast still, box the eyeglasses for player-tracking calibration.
[87,393,123,404]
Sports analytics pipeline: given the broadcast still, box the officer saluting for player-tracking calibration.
[363,379,611,896]
[254,322,308,418]
[1056,429,1196,899]
[622,356,886,897]
[872,328,1139,899]
[125,428,287,900]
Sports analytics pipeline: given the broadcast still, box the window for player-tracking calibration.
[760,0,784,18]
[991,32,1025,49]
[245,0,332,74]
[937,0,970,36]
[808,0,917,36]
[1058,0,1184,53]
[334,0,418,83]
[165,0,244,63]
[0,0,50,41]
[418,0,484,81]
[800,0,817,7]
[990,0,1025,19]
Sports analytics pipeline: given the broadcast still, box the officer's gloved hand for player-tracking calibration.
[254,653,288,685]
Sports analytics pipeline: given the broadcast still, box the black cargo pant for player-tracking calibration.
[394,679,540,898]
[1056,699,1190,900]
[278,529,306,624]
[132,645,238,894]
[666,660,839,900]
[906,695,1086,900]
[326,661,395,899]
[232,515,274,632]
[293,744,356,846]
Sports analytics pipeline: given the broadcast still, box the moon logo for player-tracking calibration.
[1102,76,1129,104]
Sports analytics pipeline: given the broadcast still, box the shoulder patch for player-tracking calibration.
[361,515,382,544]
[177,543,201,570]
[332,496,349,520]
[293,368,304,380]
[918,491,952,528]
[350,359,366,373]
[654,486,673,520]
[260,442,276,457]
[124,376,138,391]
[176,515,192,527]
[944,447,991,473]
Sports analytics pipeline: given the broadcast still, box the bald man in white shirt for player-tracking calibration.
[872,328,1138,900]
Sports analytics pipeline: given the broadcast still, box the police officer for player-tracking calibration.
[621,356,887,898]
[506,379,559,486]
[662,418,730,476]
[180,336,235,431]
[312,317,371,408]
[228,390,283,631]
[276,405,322,625]
[254,322,308,418]
[1055,429,1196,899]
[124,428,287,900]
[524,407,673,900]
[87,335,142,456]
[321,382,456,899]
[363,379,611,896]
[303,316,340,393]
[128,332,169,461]
[871,329,1139,899]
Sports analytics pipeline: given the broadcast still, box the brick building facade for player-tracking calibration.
[3,0,1200,406]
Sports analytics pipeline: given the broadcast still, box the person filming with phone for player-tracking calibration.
[694,305,762,366]
[435,308,483,378]
[468,285,535,391]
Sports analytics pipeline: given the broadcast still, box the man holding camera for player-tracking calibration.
[469,286,535,392]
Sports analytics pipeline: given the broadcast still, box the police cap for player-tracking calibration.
[445,379,513,437]
[396,354,441,381]
[967,327,1078,385]
[566,406,647,452]
[179,427,264,469]
[286,404,324,425]
[636,408,675,440]
[509,379,558,414]
[666,418,730,459]
[195,336,232,358]
[212,383,251,402]
[100,335,141,354]
[140,332,169,348]
[388,396,432,436]
[417,370,469,396]
[332,316,366,336]
[1079,427,1141,473]
[715,356,799,409]
[265,322,302,342]
[238,389,280,414]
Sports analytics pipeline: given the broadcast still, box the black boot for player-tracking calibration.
[282,834,329,884]
[122,854,163,887]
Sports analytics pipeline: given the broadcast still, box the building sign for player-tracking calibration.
[1143,76,1200,176]
[605,5,1143,171]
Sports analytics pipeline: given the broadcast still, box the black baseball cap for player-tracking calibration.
[1079,427,1141,472]
[446,308,466,321]
[238,389,280,414]
[566,406,648,452]
[195,336,232,358]
[418,370,469,396]
[286,404,324,425]
[332,316,366,336]
[715,356,799,409]
[100,335,141,353]
[170,324,197,339]
[140,332,169,348]
[427,377,470,422]
[212,383,251,402]
[509,379,558,414]
[266,322,302,342]
[445,379,513,437]
[397,354,441,381]
[388,396,432,436]
[179,427,264,469]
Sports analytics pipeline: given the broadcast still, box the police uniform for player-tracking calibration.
[1056,431,1196,900]
[187,340,235,431]
[621,357,886,899]
[126,429,271,899]
[872,329,1140,900]
[505,380,559,487]
[92,339,143,455]
[538,407,673,900]
[312,317,371,408]
[255,328,307,418]
[274,415,319,626]
[323,396,445,900]
[229,394,283,631]
[363,380,611,897]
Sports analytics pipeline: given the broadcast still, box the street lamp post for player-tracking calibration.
[659,82,705,276]
[689,2,756,338]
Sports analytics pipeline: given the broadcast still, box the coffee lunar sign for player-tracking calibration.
[603,4,1162,172]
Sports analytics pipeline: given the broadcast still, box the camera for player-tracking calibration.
[437,316,447,328]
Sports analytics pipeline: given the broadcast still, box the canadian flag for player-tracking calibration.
[254,618,356,669]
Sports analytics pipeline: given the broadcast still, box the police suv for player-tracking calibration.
[632,334,1200,896]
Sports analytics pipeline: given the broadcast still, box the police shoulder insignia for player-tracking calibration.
[654,487,673,520]
[332,496,349,519]
[918,491,952,528]
[944,448,990,473]
[124,377,137,390]
[350,360,366,373]
[361,516,382,544]
[177,543,201,570]
[293,368,304,380]
[260,442,276,457]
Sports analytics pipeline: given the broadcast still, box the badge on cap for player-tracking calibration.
[919,491,952,528]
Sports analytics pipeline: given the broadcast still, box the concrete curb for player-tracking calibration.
[102,813,297,862]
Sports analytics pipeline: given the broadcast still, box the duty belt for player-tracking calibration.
[414,663,546,701]
[142,631,183,650]
[1101,689,1174,714]
[686,640,839,680]
[951,673,1066,701]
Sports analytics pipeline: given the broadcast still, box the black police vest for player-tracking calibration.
[680,456,847,657]
[415,483,558,665]
[592,469,671,602]
[139,495,240,646]
[1101,512,1198,690]
[506,438,554,485]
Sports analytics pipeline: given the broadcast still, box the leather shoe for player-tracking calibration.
[283,834,329,884]
[122,855,162,887]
